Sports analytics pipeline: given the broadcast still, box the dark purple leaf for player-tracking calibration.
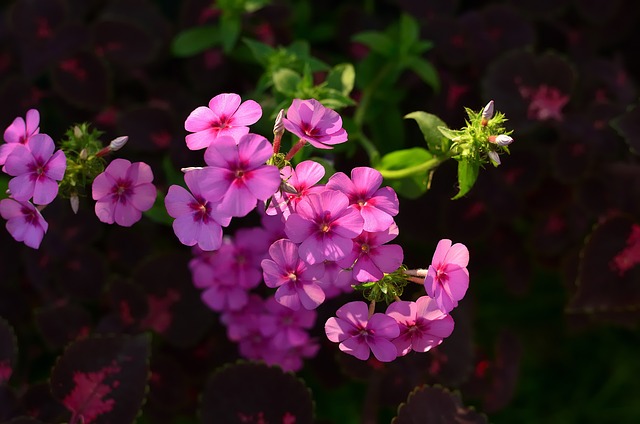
[35,303,92,350]
[134,253,213,348]
[0,386,20,421]
[50,334,150,424]
[50,51,109,110]
[611,104,640,156]
[567,215,640,325]
[482,331,522,413]
[19,382,66,422]
[392,385,487,424]
[117,106,178,152]
[0,418,46,424]
[0,318,17,385]
[200,362,313,424]
[92,20,156,66]
[106,278,149,331]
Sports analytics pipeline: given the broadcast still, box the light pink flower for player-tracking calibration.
[386,296,454,356]
[0,198,48,249]
[283,99,348,149]
[201,134,280,217]
[5,134,66,205]
[266,160,325,218]
[0,109,40,166]
[285,190,364,265]
[325,301,399,362]
[165,169,231,251]
[184,93,262,150]
[424,239,470,313]
[261,239,325,310]
[92,159,157,227]
[337,224,404,282]
[327,167,399,232]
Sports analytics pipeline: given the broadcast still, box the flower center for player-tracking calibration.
[319,223,330,233]
[360,243,370,253]
[235,169,244,178]
[288,272,297,281]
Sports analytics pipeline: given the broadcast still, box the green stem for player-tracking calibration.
[378,155,448,180]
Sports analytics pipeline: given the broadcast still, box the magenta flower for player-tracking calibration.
[184,93,262,150]
[201,134,280,217]
[337,224,404,282]
[283,99,348,149]
[5,134,66,205]
[424,239,470,313]
[165,169,231,251]
[266,160,325,218]
[325,301,399,362]
[261,239,326,310]
[285,190,364,264]
[259,297,316,348]
[326,167,399,232]
[385,296,454,357]
[0,198,48,249]
[0,109,40,166]
[92,159,157,227]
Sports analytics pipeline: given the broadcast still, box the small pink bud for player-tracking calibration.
[482,100,495,120]
[488,134,513,146]
[109,136,128,152]
[70,194,79,214]
[273,109,285,136]
[488,150,501,166]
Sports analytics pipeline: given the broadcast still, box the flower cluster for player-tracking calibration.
[172,92,471,367]
[0,110,65,248]
[0,111,157,248]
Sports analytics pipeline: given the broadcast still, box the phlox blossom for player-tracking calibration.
[266,160,325,218]
[5,134,66,205]
[325,301,399,362]
[202,134,280,217]
[0,198,48,249]
[0,109,40,167]
[184,93,262,150]
[261,239,325,310]
[386,296,454,356]
[283,99,348,149]
[326,167,399,232]
[424,239,470,313]
[285,190,364,265]
[92,159,157,227]
[337,224,404,282]
[165,169,231,251]
[259,297,316,349]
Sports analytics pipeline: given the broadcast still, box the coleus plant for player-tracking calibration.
[0,90,512,422]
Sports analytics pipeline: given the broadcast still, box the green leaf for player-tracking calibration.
[438,126,462,141]
[452,159,479,200]
[171,25,218,57]
[144,190,173,226]
[272,68,301,95]
[243,38,276,65]
[352,31,393,56]
[377,147,434,198]
[405,57,440,92]
[398,14,419,56]
[162,155,185,188]
[404,111,450,154]
[220,15,241,53]
[325,63,355,95]
[318,88,356,110]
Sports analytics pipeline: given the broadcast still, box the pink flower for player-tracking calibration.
[424,239,470,313]
[326,167,399,232]
[5,134,66,205]
[261,239,326,310]
[325,301,399,362]
[386,296,454,357]
[201,134,280,217]
[184,93,262,150]
[0,109,40,166]
[337,224,404,282]
[165,169,231,251]
[259,297,316,348]
[285,190,364,265]
[0,198,48,249]
[92,159,157,227]
[283,99,348,149]
[266,160,325,219]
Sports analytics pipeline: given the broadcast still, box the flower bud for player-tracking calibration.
[482,100,495,120]
[273,109,285,137]
[488,150,501,166]
[70,194,79,214]
[280,179,298,195]
[180,166,205,173]
[73,125,83,138]
[488,134,513,146]
[108,136,128,152]
[79,148,88,160]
